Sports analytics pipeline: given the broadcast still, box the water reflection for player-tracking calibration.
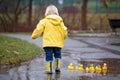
[9,66,28,80]
[46,74,60,80]
[8,67,61,80]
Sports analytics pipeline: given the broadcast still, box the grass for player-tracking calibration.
[62,13,120,31]
[0,35,42,65]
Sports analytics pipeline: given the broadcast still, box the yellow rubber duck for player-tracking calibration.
[85,67,89,73]
[89,64,95,73]
[95,64,101,74]
[102,63,107,75]
[79,64,84,72]
[75,65,79,70]
[68,63,74,70]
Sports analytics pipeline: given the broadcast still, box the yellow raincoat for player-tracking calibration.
[31,15,68,48]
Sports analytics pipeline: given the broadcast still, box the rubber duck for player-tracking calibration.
[102,63,107,75]
[68,63,74,70]
[95,64,101,74]
[75,65,79,70]
[89,64,95,73]
[79,64,84,72]
[85,67,89,73]
[95,65,99,73]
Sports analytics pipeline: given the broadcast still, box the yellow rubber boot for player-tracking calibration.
[55,59,61,73]
[46,62,52,74]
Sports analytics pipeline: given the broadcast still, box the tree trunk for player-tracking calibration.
[81,0,88,30]
[13,0,20,32]
[28,0,33,27]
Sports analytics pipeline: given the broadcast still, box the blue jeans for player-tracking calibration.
[44,47,61,61]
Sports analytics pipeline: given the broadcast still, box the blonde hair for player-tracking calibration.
[45,5,59,16]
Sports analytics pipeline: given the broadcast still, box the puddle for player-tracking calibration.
[1,58,120,80]
[110,43,120,46]
[0,60,30,72]
[101,58,120,75]
[80,58,120,74]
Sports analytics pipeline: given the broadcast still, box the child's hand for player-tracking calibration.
[31,36,36,39]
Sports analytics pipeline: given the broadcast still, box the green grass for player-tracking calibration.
[0,35,42,65]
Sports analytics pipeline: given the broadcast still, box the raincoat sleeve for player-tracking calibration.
[31,20,45,39]
[61,22,68,39]
[64,26,68,39]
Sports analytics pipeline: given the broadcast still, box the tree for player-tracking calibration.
[100,0,108,8]
[81,0,88,30]
[0,0,28,32]
[80,0,117,31]
[28,0,33,27]
[100,0,119,9]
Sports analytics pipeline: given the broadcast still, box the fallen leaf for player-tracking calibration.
[12,51,20,55]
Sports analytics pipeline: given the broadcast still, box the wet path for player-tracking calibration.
[0,34,120,80]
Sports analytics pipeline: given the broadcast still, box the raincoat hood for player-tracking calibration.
[45,15,63,25]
